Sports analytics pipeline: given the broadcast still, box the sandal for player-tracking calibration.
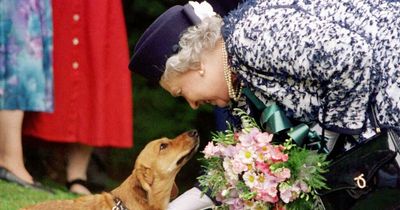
[66,178,91,195]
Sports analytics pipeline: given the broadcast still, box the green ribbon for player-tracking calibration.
[287,124,309,146]
[260,103,292,134]
[307,130,330,153]
[242,88,266,110]
[242,88,328,153]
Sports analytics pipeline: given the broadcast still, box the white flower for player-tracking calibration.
[243,171,258,189]
[223,158,239,184]
[221,189,229,197]
[237,147,256,164]
[188,1,216,20]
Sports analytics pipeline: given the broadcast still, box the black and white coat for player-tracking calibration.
[222,0,400,139]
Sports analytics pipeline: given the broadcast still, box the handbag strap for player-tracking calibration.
[370,105,382,134]
[370,106,400,156]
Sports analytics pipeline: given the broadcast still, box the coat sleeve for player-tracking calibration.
[232,5,374,133]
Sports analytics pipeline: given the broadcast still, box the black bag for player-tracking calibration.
[318,129,400,210]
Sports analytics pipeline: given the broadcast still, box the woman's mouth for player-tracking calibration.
[198,100,212,106]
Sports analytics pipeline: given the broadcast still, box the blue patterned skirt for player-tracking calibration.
[0,0,53,112]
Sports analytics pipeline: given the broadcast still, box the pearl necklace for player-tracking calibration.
[221,40,242,101]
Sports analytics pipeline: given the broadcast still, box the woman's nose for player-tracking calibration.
[187,100,199,110]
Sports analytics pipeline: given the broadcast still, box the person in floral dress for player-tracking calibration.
[0,0,53,191]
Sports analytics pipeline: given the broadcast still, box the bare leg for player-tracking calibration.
[0,110,33,184]
[66,143,92,195]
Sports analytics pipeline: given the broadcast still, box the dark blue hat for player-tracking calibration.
[128,1,240,83]
[128,4,201,82]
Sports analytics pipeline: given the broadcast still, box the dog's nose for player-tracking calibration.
[188,129,199,138]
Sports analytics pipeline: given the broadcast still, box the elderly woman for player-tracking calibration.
[130,0,400,209]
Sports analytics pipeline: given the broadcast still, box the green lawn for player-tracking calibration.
[0,180,77,210]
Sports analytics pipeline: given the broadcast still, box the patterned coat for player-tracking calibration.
[222,0,400,138]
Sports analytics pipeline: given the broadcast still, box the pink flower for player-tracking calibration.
[295,180,310,193]
[234,132,240,141]
[269,146,289,162]
[222,159,239,184]
[238,128,261,147]
[255,161,270,174]
[273,168,291,182]
[279,184,301,203]
[280,188,292,204]
[255,173,280,198]
[203,141,221,158]
[256,190,279,203]
[255,132,273,147]
[238,133,253,148]
[221,145,237,158]
[231,157,248,174]
[225,198,244,210]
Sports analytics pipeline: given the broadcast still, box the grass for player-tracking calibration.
[0,179,78,210]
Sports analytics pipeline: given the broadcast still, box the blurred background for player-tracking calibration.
[23,0,217,193]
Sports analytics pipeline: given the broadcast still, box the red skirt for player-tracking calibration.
[23,0,133,148]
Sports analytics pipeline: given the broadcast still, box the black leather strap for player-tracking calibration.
[66,178,89,190]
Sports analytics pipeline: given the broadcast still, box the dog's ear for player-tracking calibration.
[170,182,179,200]
[137,165,154,193]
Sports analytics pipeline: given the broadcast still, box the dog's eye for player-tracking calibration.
[160,143,168,150]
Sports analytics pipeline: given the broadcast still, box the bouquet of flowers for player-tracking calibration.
[198,109,329,210]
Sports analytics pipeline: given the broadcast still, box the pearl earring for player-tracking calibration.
[199,70,205,76]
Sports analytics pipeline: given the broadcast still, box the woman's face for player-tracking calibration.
[161,42,230,109]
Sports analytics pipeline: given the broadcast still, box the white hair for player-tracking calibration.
[161,15,223,83]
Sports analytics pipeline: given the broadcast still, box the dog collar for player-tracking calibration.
[112,197,129,210]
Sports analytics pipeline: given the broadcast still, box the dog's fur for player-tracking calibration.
[22,130,200,210]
